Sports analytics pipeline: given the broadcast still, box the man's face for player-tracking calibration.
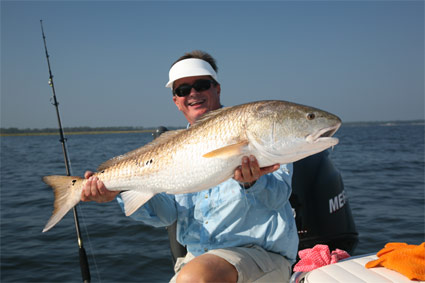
[172,75,221,125]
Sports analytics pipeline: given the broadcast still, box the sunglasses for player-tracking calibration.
[173,79,216,97]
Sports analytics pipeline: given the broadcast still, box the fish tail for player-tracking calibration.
[42,175,84,232]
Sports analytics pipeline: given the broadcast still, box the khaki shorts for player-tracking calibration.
[170,245,292,283]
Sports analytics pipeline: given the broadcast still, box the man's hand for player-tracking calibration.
[81,171,120,203]
[233,155,280,188]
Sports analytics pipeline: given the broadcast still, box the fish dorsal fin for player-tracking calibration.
[203,140,249,158]
[97,129,185,171]
[120,190,155,216]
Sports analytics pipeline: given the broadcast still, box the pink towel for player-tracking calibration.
[293,244,350,272]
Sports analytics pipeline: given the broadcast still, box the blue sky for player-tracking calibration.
[1,0,424,129]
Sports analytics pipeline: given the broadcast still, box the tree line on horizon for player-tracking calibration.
[1,120,423,135]
[0,126,183,134]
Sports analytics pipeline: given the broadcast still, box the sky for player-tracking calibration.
[1,0,424,129]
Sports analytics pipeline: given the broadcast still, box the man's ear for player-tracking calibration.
[173,95,182,111]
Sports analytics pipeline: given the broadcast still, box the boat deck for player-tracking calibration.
[290,254,424,283]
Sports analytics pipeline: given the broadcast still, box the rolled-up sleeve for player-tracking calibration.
[116,193,177,228]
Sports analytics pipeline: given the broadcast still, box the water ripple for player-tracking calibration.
[1,125,424,281]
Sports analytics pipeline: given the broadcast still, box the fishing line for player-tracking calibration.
[77,204,102,283]
[64,140,101,282]
[40,19,93,283]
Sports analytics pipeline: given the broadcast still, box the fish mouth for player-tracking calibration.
[306,123,341,143]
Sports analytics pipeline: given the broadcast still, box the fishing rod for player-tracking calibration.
[40,20,91,283]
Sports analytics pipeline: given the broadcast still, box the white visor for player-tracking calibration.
[165,58,218,88]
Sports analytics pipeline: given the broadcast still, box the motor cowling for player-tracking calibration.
[290,150,358,254]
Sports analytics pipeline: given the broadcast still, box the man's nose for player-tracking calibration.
[188,87,200,96]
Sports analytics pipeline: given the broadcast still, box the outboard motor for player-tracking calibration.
[152,126,169,139]
[290,150,358,254]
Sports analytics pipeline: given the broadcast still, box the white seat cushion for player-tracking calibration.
[301,254,424,283]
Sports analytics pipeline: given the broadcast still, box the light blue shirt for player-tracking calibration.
[117,164,299,263]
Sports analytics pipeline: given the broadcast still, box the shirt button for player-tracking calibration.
[205,221,208,224]
[205,194,208,199]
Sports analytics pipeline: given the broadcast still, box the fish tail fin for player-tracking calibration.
[42,175,84,232]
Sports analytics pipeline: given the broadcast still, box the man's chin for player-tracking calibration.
[190,107,209,120]
[189,102,208,111]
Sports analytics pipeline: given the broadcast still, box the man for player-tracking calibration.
[82,50,298,282]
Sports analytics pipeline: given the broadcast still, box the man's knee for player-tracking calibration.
[176,254,237,283]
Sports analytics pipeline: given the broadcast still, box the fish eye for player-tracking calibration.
[307,113,316,120]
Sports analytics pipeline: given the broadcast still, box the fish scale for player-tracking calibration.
[42,100,341,232]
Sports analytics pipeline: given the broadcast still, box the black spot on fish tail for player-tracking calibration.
[72,180,77,186]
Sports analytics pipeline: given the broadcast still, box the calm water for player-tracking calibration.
[1,122,424,282]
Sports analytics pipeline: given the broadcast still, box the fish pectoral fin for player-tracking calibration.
[202,141,249,158]
[120,191,155,216]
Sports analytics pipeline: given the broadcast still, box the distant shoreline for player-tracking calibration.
[1,120,423,137]
[0,129,155,137]
[0,126,184,137]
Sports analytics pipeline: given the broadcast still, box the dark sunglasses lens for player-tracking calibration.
[193,80,212,92]
[174,80,213,97]
[174,85,191,97]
